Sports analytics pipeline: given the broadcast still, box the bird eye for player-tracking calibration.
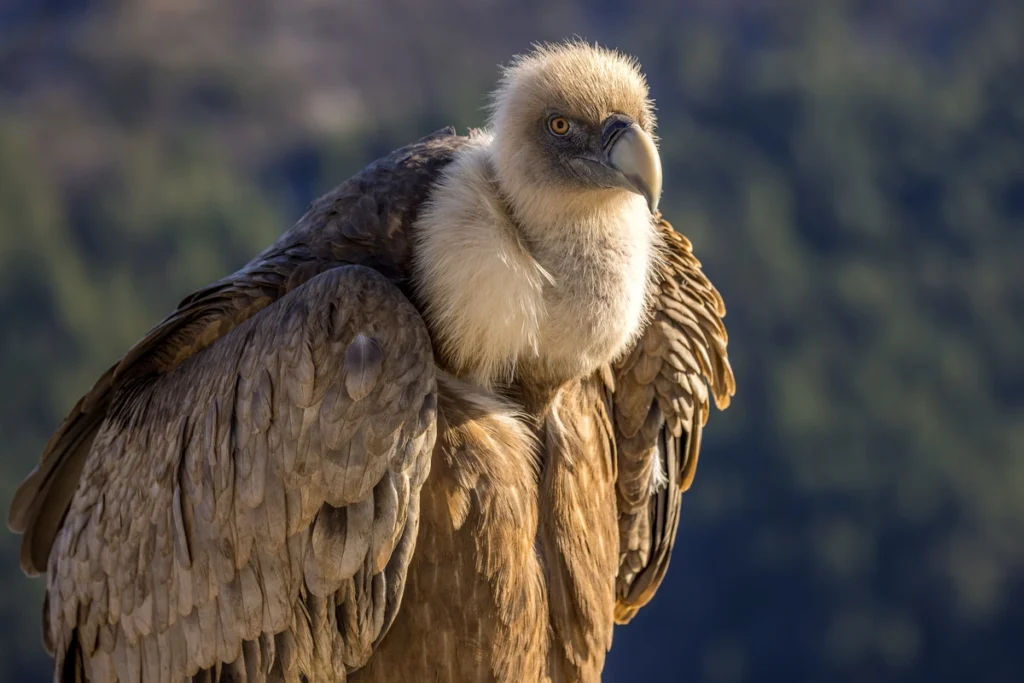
[548,116,570,136]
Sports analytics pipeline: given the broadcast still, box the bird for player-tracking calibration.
[8,41,735,683]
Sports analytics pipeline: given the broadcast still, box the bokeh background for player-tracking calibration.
[1,1,1022,681]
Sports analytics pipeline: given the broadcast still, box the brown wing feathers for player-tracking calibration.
[45,266,436,682]
[9,363,116,577]
[611,216,735,622]
[9,130,465,578]
[8,131,466,682]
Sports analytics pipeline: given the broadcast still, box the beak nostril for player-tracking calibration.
[601,114,636,153]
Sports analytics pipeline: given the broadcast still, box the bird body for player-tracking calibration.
[9,42,734,682]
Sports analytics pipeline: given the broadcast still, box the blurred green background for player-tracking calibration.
[1,1,1021,681]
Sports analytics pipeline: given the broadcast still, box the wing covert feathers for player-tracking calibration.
[610,216,735,623]
[11,128,465,580]
[44,266,437,682]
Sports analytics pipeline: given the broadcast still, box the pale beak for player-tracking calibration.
[602,114,663,214]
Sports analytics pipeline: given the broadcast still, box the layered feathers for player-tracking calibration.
[9,42,734,683]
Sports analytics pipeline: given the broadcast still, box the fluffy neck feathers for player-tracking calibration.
[412,134,658,390]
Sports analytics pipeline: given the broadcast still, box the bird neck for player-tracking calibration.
[483,147,660,388]
[411,138,658,393]
[487,153,642,248]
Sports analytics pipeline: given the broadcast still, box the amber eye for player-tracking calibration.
[548,116,570,136]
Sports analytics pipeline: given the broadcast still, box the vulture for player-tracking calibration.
[9,41,735,683]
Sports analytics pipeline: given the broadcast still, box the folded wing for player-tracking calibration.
[609,217,735,623]
[35,265,437,682]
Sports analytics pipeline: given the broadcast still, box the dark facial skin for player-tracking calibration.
[538,109,662,213]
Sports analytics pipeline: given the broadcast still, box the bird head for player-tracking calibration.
[488,41,662,216]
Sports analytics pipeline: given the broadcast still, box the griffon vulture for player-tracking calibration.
[9,41,735,683]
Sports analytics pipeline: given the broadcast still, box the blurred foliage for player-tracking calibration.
[1,1,1022,682]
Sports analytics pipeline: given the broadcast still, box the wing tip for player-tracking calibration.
[7,467,41,534]
[425,126,458,141]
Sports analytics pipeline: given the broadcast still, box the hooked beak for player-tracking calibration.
[602,114,662,214]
